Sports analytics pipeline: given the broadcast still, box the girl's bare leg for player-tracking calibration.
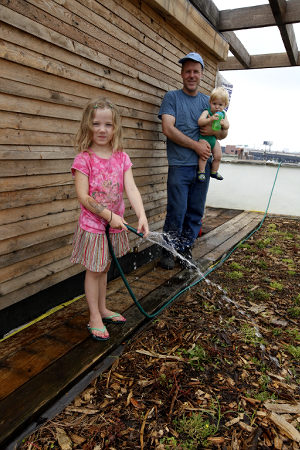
[97,262,126,321]
[85,269,108,338]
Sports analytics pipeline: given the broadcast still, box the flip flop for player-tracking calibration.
[87,324,109,341]
[102,313,126,324]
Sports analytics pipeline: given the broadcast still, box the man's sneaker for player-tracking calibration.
[160,251,175,270]
[178,247,196,268]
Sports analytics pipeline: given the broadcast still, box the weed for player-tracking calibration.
[174,402,220,448]
[286,345,300,360]
[249,288,270,301]
[227,271,244,280]
[269,281,283,290]
[250,357,267,372]
[280,231,294,240]
[257,260,268,269]
[288,270,296,276]
[294,294,300,306]
[238,242,252,250]
[287,307,300,318]
[240,324,265,346]
[159,436,178,448]
[259,374,271,390]
[256,240,267,249]
[270,246,283,255]
[287,329,300,342]
[272,328,282,336]
[230,262,244,270]
[253,391,277,402]
[267,223,277,232]
[282,258,294,265]
[180,344,209,371]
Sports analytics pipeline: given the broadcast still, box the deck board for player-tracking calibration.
[0,207,263,447]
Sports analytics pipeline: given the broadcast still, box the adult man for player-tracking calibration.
[159,52,228,269]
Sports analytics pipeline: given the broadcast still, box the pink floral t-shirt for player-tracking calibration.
[71,150,132,233]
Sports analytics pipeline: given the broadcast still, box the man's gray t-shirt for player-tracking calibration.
[158,89,209,166]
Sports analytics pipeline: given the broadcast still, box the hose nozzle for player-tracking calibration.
[125,224,144,237]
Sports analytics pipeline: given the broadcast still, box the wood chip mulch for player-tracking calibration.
[20,216,300,449]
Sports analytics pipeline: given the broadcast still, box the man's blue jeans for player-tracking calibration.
[163,160,211,253]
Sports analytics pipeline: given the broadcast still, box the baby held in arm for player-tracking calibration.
[197,87,230,182]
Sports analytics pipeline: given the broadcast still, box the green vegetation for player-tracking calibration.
[269,281,283,290]
[240,324,265,346]
[287,307,300,318]
[249,288,270,301]
[286,345,300,360]
[227,271,244,280]
[179,344,209,371]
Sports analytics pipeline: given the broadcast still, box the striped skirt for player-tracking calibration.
[70,225,130,272]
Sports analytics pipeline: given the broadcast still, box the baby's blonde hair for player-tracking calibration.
[75,97,123,153]
[210,87,229,108]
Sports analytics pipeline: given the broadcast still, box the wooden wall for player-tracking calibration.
[0,0,228,311]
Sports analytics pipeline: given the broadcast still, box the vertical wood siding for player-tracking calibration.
[0,0,226,310]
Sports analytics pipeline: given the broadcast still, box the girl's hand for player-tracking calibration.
[137,215,149,238]
[109,213,127,231]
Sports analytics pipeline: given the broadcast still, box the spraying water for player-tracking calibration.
[144,231,204,276]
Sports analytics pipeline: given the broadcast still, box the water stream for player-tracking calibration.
[137,231,279,366]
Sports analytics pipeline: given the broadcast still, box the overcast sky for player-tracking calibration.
[212,0,300,153]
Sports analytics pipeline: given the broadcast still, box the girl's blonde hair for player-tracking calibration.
[210,87,229,108]
[75,97,123,153]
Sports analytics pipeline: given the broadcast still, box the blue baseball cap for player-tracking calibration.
[178,52,204,69]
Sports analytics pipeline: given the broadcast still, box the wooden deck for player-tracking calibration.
[0,207,263,447]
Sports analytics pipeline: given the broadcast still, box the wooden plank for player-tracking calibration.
[0,2,181,86]
[0,210,79,241]
[0,198,78,225]
[0,234,73,268]
[0,244,73,285]
[0,76,160,124]
[0,40,162,106]
[0,159,72,177]
[193,212,263,260]
[0,260,83,310]
[0,174,73,193]
[0,332,84,400]
[203,215,263,263]
[0,222,77,256]
[0,57,160,115]
[29,0,181,76]
[0,185,76,211]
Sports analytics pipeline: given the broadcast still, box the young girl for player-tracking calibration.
[70,98,149,341]
[197,87,230,182]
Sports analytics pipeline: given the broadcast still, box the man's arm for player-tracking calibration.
[162,114,211,160]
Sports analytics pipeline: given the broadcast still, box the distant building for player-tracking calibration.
[224,145,300,164]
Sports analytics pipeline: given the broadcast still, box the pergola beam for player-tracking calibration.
[269,0,298,66]
[219,52,300,71]
[218,0,300,31]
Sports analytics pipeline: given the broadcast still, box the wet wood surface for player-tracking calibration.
[0,207,262,447]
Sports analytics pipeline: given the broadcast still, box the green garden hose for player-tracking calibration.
[106,162,282,319]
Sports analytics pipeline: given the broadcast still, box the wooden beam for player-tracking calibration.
[189,0,219,28]
[219,0,300,31]
[219,52,300,70]
[144,0,229,60]
[269,0,298,66]
[222,31,251,68]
